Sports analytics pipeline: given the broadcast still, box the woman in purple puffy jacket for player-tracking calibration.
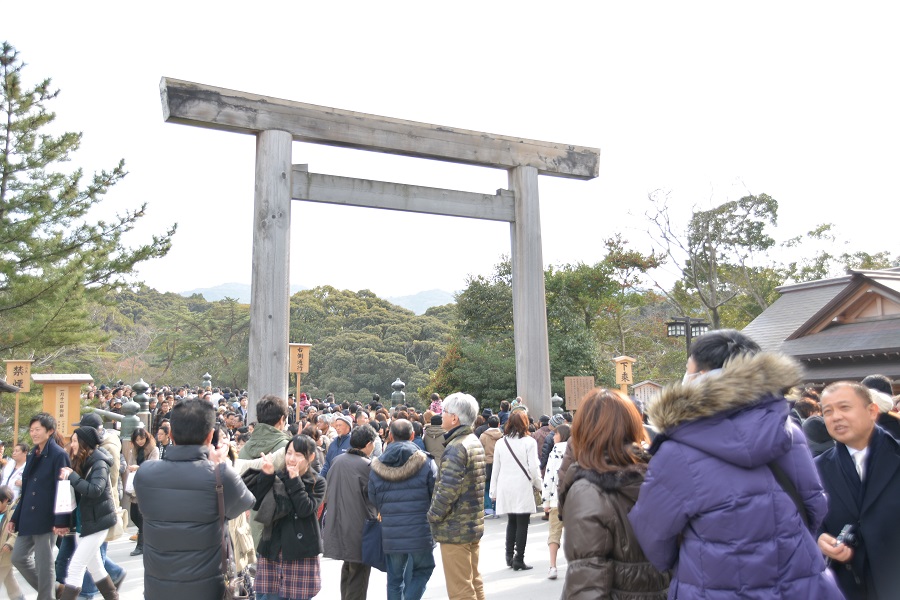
[628,330,843,599]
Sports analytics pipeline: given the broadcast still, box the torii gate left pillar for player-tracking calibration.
[161,78,600,420]
[248,130,293,412]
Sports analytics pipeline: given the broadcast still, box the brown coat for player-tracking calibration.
[478,428,503,464]
[558,462,670,600]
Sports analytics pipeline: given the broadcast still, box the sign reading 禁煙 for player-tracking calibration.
[4,360,33,393]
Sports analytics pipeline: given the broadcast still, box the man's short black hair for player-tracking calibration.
[690,329,760,372]
[390,419,414,441]
[488,415,499,427]
[29,412,56,432]
[350,424,377,449]
[256,395,288,426]
[861,374,893,396]
[170,398,216,446]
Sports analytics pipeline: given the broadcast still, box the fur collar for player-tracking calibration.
[648,352,802,432]
[571,462,648,493]
[370,450,427,482]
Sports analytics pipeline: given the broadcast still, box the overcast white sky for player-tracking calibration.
[5,2,898,298]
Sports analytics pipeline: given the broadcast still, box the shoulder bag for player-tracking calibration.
[361,517,386,572]
[504,438,542,506]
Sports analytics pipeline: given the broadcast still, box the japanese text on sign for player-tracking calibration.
[288,344,311,374]
[4,360,32,393]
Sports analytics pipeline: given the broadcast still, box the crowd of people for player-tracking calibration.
[3,328,899,599]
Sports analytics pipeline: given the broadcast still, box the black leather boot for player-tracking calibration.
[505,516,516,567]
[131,530,143,555]
[512,555,534,571]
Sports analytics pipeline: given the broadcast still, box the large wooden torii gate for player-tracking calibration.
[160,78,600,419]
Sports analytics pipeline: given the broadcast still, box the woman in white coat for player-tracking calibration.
[490,410,541,571]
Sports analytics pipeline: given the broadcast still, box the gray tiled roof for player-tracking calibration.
[742,280,848,351]
[782,318,900,357]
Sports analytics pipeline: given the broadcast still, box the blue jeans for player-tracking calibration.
[385,550,436,600]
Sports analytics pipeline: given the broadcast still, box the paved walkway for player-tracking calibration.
[15,512,567,599]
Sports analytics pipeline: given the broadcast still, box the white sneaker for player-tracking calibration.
[548,566,558,580]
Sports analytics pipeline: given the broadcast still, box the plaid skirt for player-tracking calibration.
[256,553,321,600]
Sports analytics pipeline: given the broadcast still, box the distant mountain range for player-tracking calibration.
[180,283,454,314]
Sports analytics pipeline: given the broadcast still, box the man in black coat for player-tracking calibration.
[8,413,72,600]
[815,381,900,599]
[134,398,254,600]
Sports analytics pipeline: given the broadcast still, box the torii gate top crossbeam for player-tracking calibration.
[160,77,600,180]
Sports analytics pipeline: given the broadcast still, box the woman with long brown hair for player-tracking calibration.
[490,410,541,571]
[57,427,119,600]
[558,388,669,599]
[126,426,158,556]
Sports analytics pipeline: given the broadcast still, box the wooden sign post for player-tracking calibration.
[31,374,93,441]
[288,343,311,401]
[4,360,34,446]
[564,376,596,411]
[612,356,637,396]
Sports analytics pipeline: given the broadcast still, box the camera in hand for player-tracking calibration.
[834,524,857,548]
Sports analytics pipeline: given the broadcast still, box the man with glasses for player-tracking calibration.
[8,413,71,600]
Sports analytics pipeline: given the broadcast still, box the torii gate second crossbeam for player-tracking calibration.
[160,77,600,419]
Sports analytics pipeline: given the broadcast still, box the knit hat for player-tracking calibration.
[334,414,353,428]
[549,414,566,428]
[73,426,100,450]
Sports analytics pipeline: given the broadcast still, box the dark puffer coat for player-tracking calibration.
[559,460,670,599]
[628,352,843,599]
[68,447,118,537]
[134,445,256,600]
[368,441,435,554]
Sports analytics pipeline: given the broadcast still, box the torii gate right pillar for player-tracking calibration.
[510,166,552,418]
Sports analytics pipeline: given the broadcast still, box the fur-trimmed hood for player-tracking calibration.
[569,463,648,505]
[649,352,802,432]
[647,352,803,469]
[370,442,428,482]
[558,449,651,521]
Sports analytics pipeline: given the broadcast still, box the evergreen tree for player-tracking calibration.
[0,42,175,357]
